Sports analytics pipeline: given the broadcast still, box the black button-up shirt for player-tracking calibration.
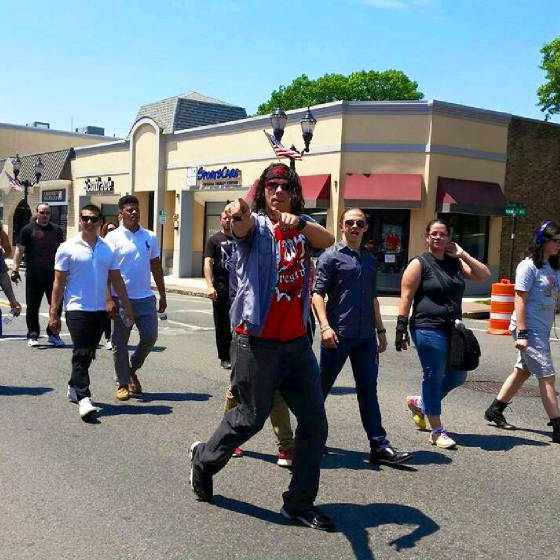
[313,242,377,339]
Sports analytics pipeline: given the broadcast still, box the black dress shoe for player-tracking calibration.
[281,505,335,532]
[220,360,231,370]
[370,445,413,465]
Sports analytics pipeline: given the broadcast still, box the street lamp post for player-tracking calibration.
[269,107,317,170]
[11,154,44,206]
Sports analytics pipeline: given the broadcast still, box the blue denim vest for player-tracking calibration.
[229,211,313,337]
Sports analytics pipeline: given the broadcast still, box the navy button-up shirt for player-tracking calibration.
[313,242,378,339]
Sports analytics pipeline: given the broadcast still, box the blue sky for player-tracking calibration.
[1,0,557,137]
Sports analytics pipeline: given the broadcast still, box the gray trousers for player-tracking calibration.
[112,296,158,386]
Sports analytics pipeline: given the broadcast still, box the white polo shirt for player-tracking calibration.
[104,224,159,299]
[54,235,119,312]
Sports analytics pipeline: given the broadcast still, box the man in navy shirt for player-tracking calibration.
[312,208,412,466]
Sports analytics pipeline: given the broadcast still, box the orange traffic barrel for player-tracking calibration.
[487,279,514,335]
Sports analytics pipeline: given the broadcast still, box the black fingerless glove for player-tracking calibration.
[395,315,410,351]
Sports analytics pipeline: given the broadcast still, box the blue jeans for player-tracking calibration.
[320,336,388,448]
[411,328,467,416]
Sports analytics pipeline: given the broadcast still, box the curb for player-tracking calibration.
[462,311,490,320]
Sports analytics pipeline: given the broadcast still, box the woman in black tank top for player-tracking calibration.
[395,220,490,449]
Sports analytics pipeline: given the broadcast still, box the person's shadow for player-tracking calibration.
[212,496,439,558]
[329,386,357,396]
[135,392,211,403]
[452,432,549,451]
[0,385,53,396]
[95,403,173,418]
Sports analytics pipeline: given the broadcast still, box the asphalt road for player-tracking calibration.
[1,281,559,560]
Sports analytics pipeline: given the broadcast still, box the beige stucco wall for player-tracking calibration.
[132,125,158,192]
[342,114,431,144]
[0,125,114,159]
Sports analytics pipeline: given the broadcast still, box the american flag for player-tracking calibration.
[264,131,302,160]
[4,171,24,193]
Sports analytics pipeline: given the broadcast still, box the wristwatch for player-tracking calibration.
[296,215,310,231]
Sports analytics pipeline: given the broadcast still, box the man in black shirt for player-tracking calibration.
[11,203,64,347]
[203,210,235,369]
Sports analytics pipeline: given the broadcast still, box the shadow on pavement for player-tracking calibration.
[405,449,453,466]
[321,502,440,558]
[125,345,167,352]
[0,385,54,396]
[95,403,173,417]
[321,447,429,472]
[330,386,357,396]
[136,392,211,403]
[453,432,549,450]
[241,450,279,465]
[213,496,439,558]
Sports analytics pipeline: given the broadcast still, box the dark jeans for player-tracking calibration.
[102,313,111,341]
[25,269,61,337]
[195,332,328,510]
[66,311,105,401]
[320,336,388,448]
[212,290,231,361]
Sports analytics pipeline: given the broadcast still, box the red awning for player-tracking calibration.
[344,174,423,208]
[437,177,506,215]
[245,174,330,209]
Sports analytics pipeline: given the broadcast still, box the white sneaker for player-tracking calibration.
[105,340,112,350]
[78,397,101,421]
[67,385,78,404]
[27,337,39,347]
[48,334,65,347]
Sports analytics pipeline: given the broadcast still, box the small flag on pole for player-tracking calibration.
[264,131,302,160]
[5,171,24,193]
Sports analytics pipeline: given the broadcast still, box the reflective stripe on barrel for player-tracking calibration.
[487,278,514,335]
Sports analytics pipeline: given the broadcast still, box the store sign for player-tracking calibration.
[84,176,115,194]
[505,201,526,217]
[196,166,242,190]
[42,189,66,203]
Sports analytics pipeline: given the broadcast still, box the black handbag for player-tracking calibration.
[419,255,481,371]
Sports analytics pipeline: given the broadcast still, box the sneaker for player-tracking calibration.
[189,441,213,502]
[370,445,413,465]
[67,385,78,404]
[27,336,39,348]
[231,447,244,458]
[116,386,130,401]
[428,429,456,449]
[277,448,294,467]
[129,371,143,395]
[281,505,334,532]
[406,395,427,430]
[78,397,101,421]
[220,360,231,370]
[105,339,112,351]
[48,334,65,347]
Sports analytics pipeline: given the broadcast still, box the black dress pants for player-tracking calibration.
[25,269,61,337]
[66,311,105,400]
[212,290,232,361]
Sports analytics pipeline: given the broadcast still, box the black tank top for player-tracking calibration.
[410,252,465,331]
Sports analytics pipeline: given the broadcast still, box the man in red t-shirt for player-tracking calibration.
[189,163,336,532]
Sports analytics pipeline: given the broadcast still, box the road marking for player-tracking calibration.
[172,309,213,315]
[165,319,214,331]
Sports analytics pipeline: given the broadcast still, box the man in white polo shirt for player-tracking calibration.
[48,204,134,421]
[105,195,167,401]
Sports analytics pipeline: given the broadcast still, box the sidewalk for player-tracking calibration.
[156,275,491,319]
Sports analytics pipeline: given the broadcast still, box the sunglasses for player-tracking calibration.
[80,215,100,223]
[344,219,366,228]
[265,181,291,191]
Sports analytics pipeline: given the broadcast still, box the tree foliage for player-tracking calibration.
[537,37,560,121]
[256,70,424,115]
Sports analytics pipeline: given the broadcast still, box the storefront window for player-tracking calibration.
[362,209,410,293]
[438,213,489,262]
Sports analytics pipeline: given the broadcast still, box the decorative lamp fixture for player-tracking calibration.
[270,107,288,142]
[34,157,44,183]
[300,107,317,152]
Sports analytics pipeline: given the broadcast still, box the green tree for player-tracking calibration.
[537,37,560,121]
[256,70,423,115]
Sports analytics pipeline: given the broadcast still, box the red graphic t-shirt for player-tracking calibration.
[237,223,307,341]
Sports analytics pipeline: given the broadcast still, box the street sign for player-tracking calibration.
[158,210,167,225]
[505,202,526,218]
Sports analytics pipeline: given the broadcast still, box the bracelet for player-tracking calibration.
[517,329,528,340]
[320,326,332,333]
[376,329,386,334]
